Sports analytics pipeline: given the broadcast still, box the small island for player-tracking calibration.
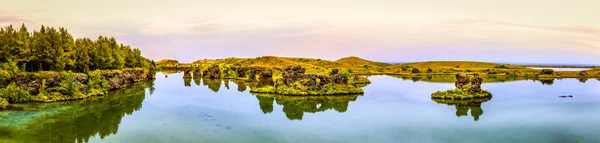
[249,65,364,95]
[431,73,492,99]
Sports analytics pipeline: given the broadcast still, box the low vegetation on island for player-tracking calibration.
[0,24,156,110]
[431,73,492,100]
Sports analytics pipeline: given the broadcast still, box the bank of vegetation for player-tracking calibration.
[0,24,155,109]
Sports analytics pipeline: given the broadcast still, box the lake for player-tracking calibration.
[1,72,599,143]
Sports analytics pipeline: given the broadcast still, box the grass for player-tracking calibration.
[431,86,492,100]
[157,56,597,79]
[250,84,364,96]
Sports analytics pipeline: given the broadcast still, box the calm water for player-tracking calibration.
[528,67,593,71]
[1,73,600,143]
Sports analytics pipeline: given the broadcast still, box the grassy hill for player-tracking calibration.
[157,56,600,78]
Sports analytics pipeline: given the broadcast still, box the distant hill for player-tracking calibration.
[156,59,180,65]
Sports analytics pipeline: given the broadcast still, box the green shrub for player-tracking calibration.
[0,70,10,88]
[88,70,110,96]
[0,83,31,103]
[60,71,80,96]
[1,59,20,75]
[0,97,8,109]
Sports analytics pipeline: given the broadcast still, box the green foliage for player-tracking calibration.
[0,70,10,88]
[87,70,109,96]
[431,87,492,100]
[0,97,7,109]
[250,84,364,96]
[60,71,80,96]
[0,24,153,73]
[0,82,31,103]
[39,79,47,96]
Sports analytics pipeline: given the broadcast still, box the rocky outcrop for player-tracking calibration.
[426,67,433,73]
[539,69,554,75]
[257,70,274,87]
[11,68,152,95]
[330,69,339,76]
[282,65,306,85]
[236,67,248,78]
[455,73,470,89]
[412,68,421,73]
[203,64,221,79]
[331,73,348,84]
[193,69,201,78]
[579,71,588,76]
[468,73,483,94]
[248,69,259,82]
[183,69,192,78]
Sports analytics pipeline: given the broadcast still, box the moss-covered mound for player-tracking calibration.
[250,84,364,96]
[0,97,8,109]
[431,87,492,99]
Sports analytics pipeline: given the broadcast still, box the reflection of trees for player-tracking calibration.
[253,94,361,120]
[202,78,222,92]
[538,79,554,85]
[432,97,491,121]
[0,82,150,143]
[391,75,526,83]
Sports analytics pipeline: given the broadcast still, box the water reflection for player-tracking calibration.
[431,97,491,121]
[202,78,222,92]
[0,82,154,143]
[193,77,201,86]
[252,93,361,120]
[184,77,192,87]
[538,79,554,85]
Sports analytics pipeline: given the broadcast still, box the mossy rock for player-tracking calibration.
[431,88,492,100]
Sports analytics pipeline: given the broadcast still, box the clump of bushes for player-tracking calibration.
[60,71,80,96]
[494,65,509,69]
[431,87,492,100]
[0,83,31,103]
[87,70,110,96]
[0,97,8,109]
[250,84,364,96]
[486,69,500,74]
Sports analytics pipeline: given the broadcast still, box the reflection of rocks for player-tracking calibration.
[411,77,421,82]
[203,64,221,79]
[231,80,248,92]
[539,69,554,75]
[193,77,201,86]
[184,77,192,87]
[253,94,360,120]
[432,97,491,121]
[183,69,192,78]
[578,78,588,83]
[202,78,222,92]
[539,79,554,85]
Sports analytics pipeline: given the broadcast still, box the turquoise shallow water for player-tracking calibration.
[1,72,599,143]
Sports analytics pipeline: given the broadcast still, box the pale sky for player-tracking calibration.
[1,0,599,64]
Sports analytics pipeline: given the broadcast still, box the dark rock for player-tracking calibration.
[257,70,274,87]
[455,73,470,89]
[426,67,433,73]
[539,69,554,75]
[468,73,483,94]
[282,65,306,85]
[236,67,248,78]
[412,68,421,73]
[559,95,573,98]
[330,69,339,76]
[579,71,588,76]
[193,69,201,78]
[203,64,221,79]
[331,73,348,84]
[248,69,259,82]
